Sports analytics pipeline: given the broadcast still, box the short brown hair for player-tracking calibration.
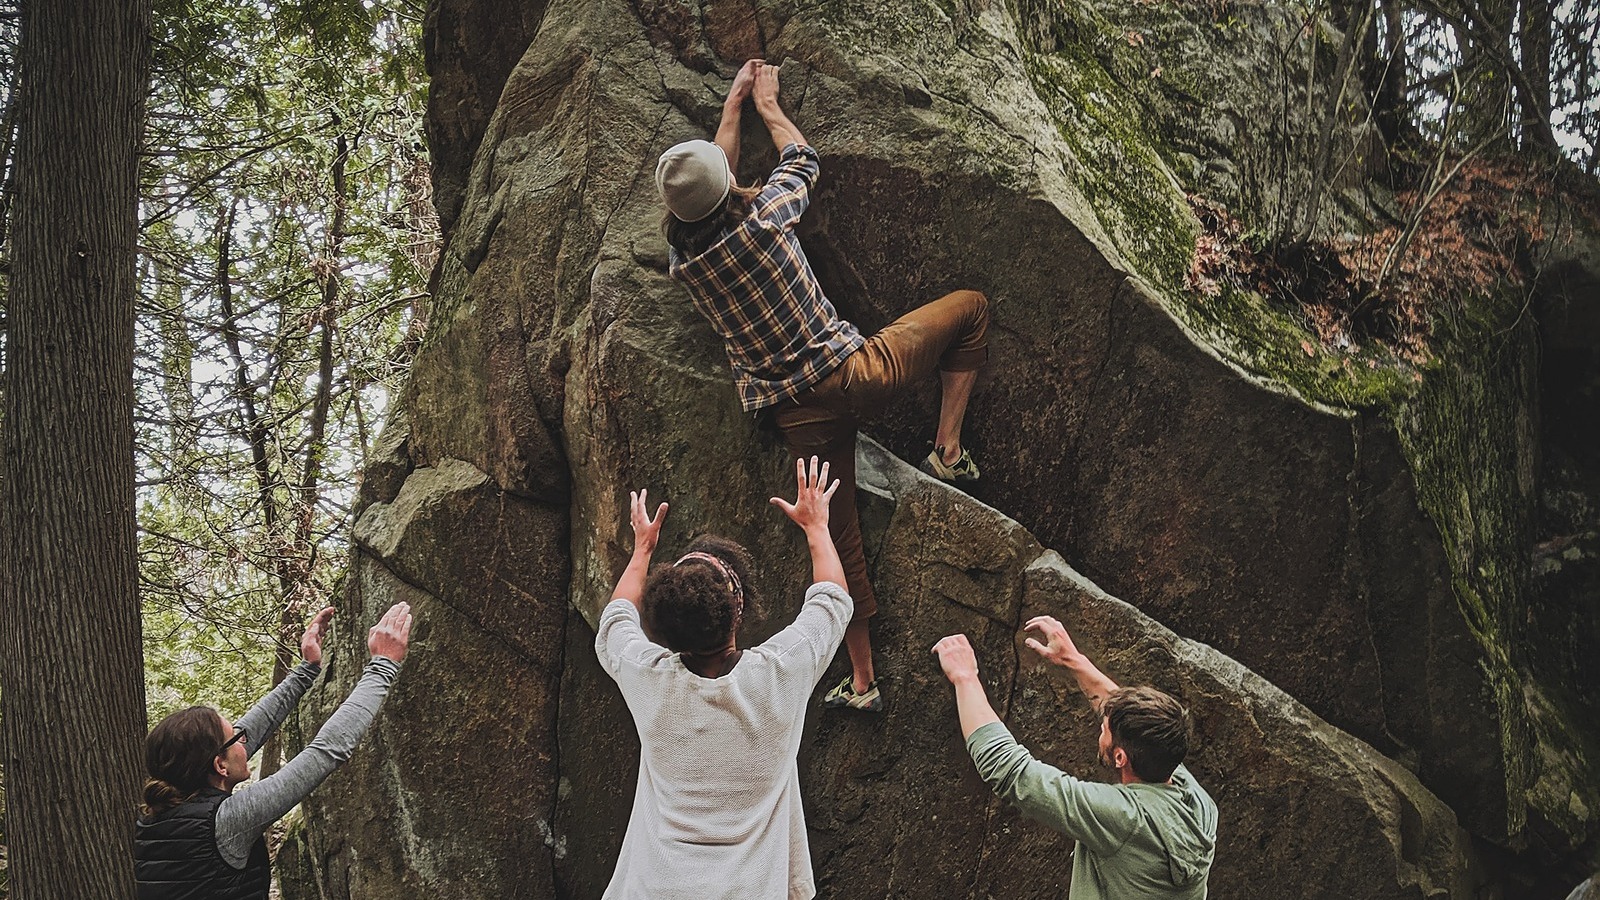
[1102,686,1190,783]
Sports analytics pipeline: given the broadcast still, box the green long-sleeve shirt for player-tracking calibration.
[967,722,1217,899]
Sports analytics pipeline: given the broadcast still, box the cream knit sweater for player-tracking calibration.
[596,581,853,900]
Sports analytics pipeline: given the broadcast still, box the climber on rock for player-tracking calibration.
[596,456,852,899]
[656,57,990,713]
[135,602,413,900]
[932,616,1217,900]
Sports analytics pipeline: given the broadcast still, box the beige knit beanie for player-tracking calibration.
[656,140,731,222]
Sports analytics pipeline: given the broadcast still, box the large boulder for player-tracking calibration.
[281,0,1599,895]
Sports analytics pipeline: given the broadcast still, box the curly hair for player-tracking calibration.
[642,535,758,654]
[663,183,762,258]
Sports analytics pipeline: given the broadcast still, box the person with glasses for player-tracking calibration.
[134,601,413,900]
[596,457,851,899]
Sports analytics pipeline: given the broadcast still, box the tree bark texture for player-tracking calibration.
[0,0,151,897]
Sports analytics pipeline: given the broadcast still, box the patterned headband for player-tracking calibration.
[674,551,745,609]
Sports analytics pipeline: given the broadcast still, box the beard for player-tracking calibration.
[1098,744,1116,770]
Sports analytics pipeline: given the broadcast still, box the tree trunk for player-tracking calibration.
[1371,0,1408,161]
[1295,0,1372,243]
[1517,0,1556,156]
[1455,0,1516,148]
[0,0,150,897]
[214,201,300,778]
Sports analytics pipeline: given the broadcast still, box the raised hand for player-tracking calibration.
[628,488,669,556]
[368,602,414,664]
[301,606,336,665]
[770,455,839,533]
[752,62,781,111]
[729,58,763,105]
[932,633,980,684]
[1022,615,1081,667]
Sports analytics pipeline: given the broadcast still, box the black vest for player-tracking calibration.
[134,788,272,900]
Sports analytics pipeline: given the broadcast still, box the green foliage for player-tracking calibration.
[137,0,434,722]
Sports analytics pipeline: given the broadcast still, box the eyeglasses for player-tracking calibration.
[216,724,248,756]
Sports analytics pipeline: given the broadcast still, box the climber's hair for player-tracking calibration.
[642,535,757,653]
[663,183,762,258]
[1101,686,1191,783]
[142,706,227,816]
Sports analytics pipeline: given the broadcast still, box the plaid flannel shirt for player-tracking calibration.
[669,143,865,411]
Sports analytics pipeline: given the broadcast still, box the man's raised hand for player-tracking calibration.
[301,606,336,665]
[629,488,669,556]
[752,62,781,111]
[932,634,981,684]
[770,455,839,532]
[368,602,413,664]
[729,58,762,105]
[1022,615,1082,667]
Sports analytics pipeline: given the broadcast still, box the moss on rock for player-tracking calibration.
[1015,0,1197,289]
[1009,0,1597,853]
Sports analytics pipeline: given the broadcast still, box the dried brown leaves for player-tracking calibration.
[1185,158,1572,363]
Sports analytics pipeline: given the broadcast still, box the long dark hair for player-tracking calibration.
[642,535,758,653]
[664,183,762,258]
[142,706,226,815]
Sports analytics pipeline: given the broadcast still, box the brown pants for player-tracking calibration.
[770,290,989,621]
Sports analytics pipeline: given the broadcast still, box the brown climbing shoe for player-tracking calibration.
[822,675,884,713]
[920,446,980,487]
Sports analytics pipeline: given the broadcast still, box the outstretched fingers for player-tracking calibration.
[772,456,837,528]
[798,455,833,494]
[1020,615,1077,665]
[628,489,668,530]
[306,607,333,640]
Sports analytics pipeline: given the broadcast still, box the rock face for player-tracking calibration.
[280,0,1599,896]
[281,453,570,899]
[554,440,1485,899]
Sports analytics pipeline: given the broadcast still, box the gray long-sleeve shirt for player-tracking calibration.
[214,656,400,867]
